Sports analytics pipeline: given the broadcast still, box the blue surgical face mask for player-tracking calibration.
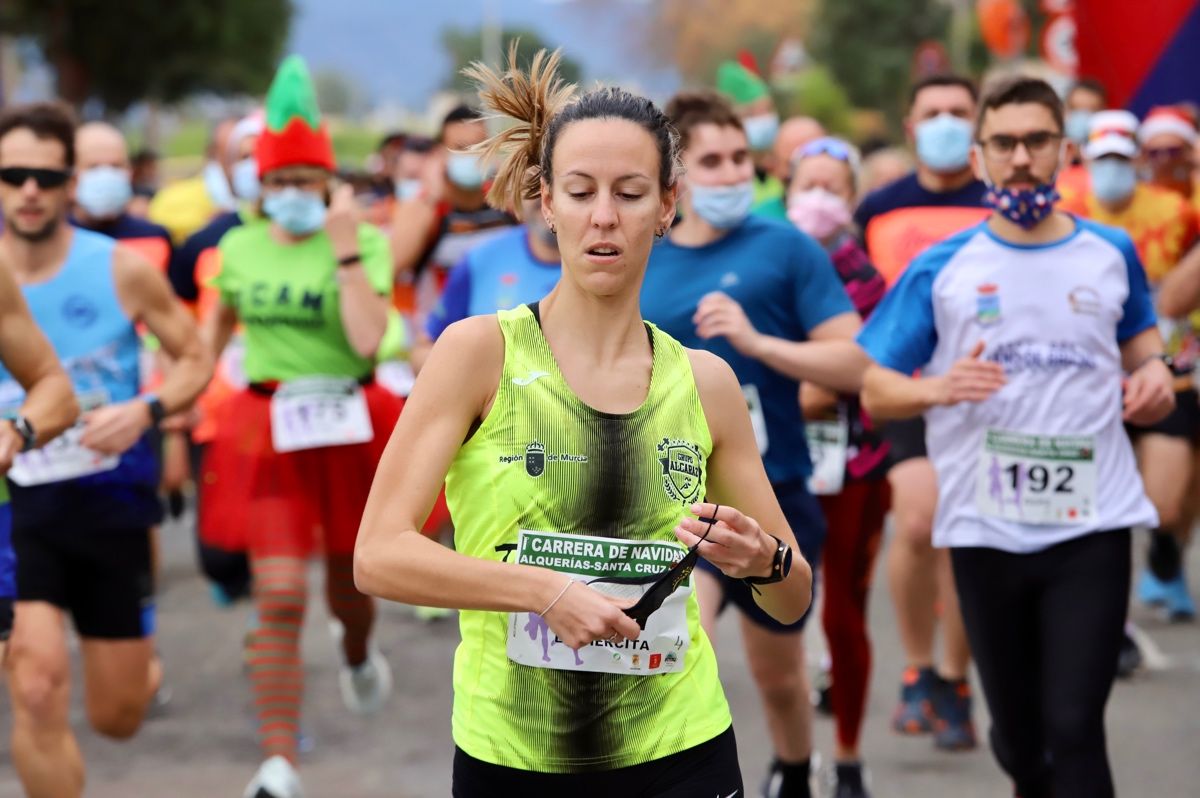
[1089,157,1137,204]
[203,160,236,211]
[689,180,754,230]
[262,187,327,235]
[394,178,422,201]
[446,152,485,190]
[914,114,973,173]
[1065,110,1093,146]
[742,113,780,152]
[231,158,260,202]
[75,166,132,219]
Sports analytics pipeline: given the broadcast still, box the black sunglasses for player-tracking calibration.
[0,167,72,189]
[588,506,720,630]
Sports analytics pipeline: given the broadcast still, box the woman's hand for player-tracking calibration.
[541,578,642,649]
[674,502,776,580]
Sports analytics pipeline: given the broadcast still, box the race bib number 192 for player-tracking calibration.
[976,430,1096,525]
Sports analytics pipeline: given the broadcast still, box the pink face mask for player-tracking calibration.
[787,188,852,241]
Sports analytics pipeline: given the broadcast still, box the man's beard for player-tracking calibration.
[5,214,59,243]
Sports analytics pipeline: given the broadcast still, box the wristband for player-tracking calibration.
[337,253,362,267]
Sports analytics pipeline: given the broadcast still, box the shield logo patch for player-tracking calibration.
[657,438,703,503]
[525,441,545,477]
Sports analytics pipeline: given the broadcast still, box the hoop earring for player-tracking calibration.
[548,221,556,234]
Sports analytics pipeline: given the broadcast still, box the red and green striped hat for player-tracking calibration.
[255,55,336,177]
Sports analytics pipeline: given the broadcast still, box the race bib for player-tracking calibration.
[806,411,849,496]
[976,430,1096,525]
[507,529,692,676]
[742,384,769,455]
[9,393,118,486]
[269,377,373,453]
[375,360,415,398]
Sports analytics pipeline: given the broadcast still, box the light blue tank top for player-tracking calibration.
[0,228,140,403]
[0,228,159,531]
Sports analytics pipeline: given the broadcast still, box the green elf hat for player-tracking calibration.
[716,60,769,106]
[255,55,336,177]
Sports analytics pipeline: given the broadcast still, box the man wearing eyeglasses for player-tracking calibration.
[857,75,1173,798]
[0,102,212,798]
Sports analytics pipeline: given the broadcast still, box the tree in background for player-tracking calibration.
[774,66,854,136]
[810,0,952,130]
[5,0,292,111]
[441,27,583,96]
[648,0,816,86]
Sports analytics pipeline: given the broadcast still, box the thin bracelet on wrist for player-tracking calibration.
[538,577,574,617]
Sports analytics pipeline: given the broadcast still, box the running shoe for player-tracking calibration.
[145,682,173,719]
[243,755,304,798]
[811,663,834,717]
[760,756,815,798]
[1136,567,1170,607]
[891,666,937,735]
[338,644,393,716]
[930,677,977,751]
[829,761,871,798]
[1116,630,1142,679]
[1159,573,1197,621]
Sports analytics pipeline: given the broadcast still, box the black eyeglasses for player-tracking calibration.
[977,131,1063,161]
[588,506,720,630]
[0,167,72,190]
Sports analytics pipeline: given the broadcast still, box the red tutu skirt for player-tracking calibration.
[198,382,402,558]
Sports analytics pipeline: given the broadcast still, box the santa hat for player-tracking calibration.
[1085,110,1139,160]
[255,55,336,177]
[1138,106,1198,146]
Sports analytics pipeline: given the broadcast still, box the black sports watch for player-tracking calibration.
[743,534,793,588]
[143,395,166,427]
[10,415,35,453]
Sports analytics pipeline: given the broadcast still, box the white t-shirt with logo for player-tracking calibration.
[858,218,1159,553]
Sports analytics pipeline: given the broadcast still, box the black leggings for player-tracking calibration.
[952,530,1130,798]
[452,726,742,798]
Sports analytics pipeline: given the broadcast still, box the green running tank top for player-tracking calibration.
[445,304,732,772]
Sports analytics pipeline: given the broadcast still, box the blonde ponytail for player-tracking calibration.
[462,42,576,213]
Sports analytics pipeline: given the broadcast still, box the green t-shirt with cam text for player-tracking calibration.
[215,219,393,383]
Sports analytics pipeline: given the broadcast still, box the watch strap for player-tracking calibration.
[144,395,166,426]
[12,415,35,452]
[743,534,792,588]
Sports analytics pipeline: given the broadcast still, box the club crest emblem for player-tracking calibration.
[657,438,703,503]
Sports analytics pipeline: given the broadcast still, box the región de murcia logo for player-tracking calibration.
[657,438,703,503]
[498,441,589,478]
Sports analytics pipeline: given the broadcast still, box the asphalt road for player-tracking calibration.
[0,509,1197,797]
